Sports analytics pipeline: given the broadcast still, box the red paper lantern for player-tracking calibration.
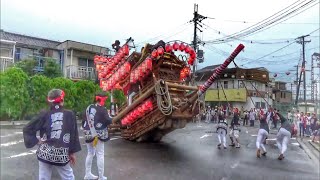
[151,49,158,58]
[123,45,129,56]
[172,42,179,51]
[157,47,164,56]
[165,44,173,52]
[124,62,131,76]
[179,43,186,51]
[185,46,191,53]
[146,58,152,71]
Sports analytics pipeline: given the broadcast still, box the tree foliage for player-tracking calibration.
[0,67,126,121]
[0,68,31,120]
[14,59,37,76]
[43,59,62,78]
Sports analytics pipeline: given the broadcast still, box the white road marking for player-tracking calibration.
[0,132,23,138]
[0,139,24,147]
[230,162,239,169]
[251,135,257,137]
[291,143,300,146]
[2,150,37,159]
[110,137,122,141]
[200,134,212,139]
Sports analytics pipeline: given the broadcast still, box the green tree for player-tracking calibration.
[51,77,77,110]
[43,58,62,78]
[28,75,52,114]
[73,80,100,113]
[0,67,31,120]
[14,59,37,76]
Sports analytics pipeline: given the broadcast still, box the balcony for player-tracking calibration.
[65,65,96,80]
[0,57,14,72]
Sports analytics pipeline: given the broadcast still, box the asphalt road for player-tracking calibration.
[0,122,319,180]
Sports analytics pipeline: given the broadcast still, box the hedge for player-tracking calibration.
[0,67,126,121]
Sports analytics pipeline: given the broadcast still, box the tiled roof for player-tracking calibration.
[0,30,60,49]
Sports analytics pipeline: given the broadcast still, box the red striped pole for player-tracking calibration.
[198,44,245,95]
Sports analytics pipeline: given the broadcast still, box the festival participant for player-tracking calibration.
[256,114,269,158]
[23,89,81,180]
[276,112,293,160]
[229,108,241,148]
[249,108,256,127]
[216,107,228,149]
[82,92,112,180]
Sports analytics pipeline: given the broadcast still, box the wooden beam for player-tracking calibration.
[112,81,159,123]
[166,82,198,91]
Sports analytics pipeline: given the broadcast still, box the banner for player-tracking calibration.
[205,88,247,102]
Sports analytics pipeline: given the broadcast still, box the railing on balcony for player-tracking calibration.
[0,57,14,72]
[66,65,96,80]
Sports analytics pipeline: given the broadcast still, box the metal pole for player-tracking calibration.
[191,4,198,86]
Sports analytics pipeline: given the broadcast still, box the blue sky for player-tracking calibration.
[1,0,319,83]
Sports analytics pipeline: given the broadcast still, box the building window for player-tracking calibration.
[224,81,228,89]
[261,102,266,109]
[284,92,286,99]
[255,102,260,108]
[78,58,94,67]
[280,92,283,98]
[239,81,244,88]
[15,48,21,61]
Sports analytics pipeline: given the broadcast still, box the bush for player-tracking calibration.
[0,68,31,120]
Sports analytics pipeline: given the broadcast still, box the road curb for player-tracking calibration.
[309,141,320,152]
[296,138,319,165]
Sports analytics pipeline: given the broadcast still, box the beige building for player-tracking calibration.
[0,30,109,81]
[195,65,273,110]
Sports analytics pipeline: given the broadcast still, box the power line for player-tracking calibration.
[205,0,318,44]
[206,16,319,25]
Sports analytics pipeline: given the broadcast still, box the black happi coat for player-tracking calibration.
[277,113,293,132]
[82,104,112,143]
[259,118,270,133]
[217,111,228,132]
[23,105,81,166]
[231,113,240,130]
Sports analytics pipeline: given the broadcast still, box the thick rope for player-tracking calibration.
[155,80,173,115]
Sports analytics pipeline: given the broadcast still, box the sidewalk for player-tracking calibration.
[0,120,82,127]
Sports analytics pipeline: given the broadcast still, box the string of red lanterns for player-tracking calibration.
[164,42,196,65]
[95,44,130,91]
[121,99,154,125]
[130,58,152,83]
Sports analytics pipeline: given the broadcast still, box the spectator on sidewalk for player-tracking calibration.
[311,113,318,133]
[306,112,312,137]
[287,110,293,123]
[299,112,306,137]
[243,110,249,126]
[249,108,256,127]
[311,120,320,143]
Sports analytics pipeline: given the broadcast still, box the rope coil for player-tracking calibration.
[155,80,173,115]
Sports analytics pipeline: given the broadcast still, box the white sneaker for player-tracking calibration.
[84,173,98,180]
[98,176,107,180]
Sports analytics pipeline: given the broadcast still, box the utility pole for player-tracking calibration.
[191,4,206,85]
[295,35,310,112]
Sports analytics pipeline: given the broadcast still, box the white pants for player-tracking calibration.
[39,161,74,180]
[217,128,227,147]
[276,128,291,155]
[85,140,105,178]
[256,129,268,152]
[229,129,239,139]
[206,113,211,122]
